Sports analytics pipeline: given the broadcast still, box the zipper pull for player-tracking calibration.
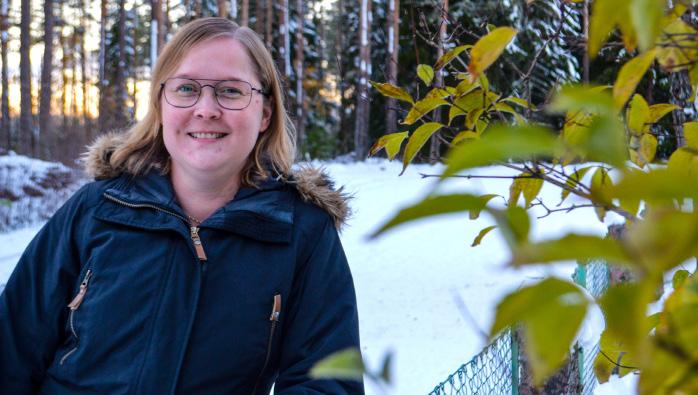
[190,226,208,262]
[270,294,281,321]
[68,270,93,311]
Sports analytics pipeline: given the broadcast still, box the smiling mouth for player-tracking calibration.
[188,132,228,139]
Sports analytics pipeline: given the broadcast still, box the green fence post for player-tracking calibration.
[511,329,519,395]
[573,262,587,288]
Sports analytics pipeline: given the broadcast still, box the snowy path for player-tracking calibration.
[1,159,631,394]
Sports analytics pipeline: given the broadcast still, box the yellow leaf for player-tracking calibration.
[503,96,537,110]
[402,97,449,125]
[591,168,613,221]
[626,94,650,135]
[455,79,479,96]
[647,103,678,126]
[589,0,627,57]
[417,64,435,86]
[466,108,485,130]
[369,132,408,160]
[401,122,443,174]
[639,134,658,164]
[613,49,657,111]
[560,166,592,205]
[468,27,518,81]
[452,130,479,145]
[369,81,414,104]
[656,19,697,71]
[434,45,471,70]
[668,147,698,177]
[683,122,698,149]
[424,87,453,99]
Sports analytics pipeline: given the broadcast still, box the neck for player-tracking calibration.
[170,165,241,224]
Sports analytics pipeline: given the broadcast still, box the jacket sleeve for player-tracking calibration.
[0,186,89,394]
[274,215,364,394]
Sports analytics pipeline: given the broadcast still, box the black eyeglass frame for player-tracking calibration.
[159,77,270,111]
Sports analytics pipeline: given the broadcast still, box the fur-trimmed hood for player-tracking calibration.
[82,133,351,229]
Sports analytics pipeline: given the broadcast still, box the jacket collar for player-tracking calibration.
[96,171,293,243]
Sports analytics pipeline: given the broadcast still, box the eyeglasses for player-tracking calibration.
[160,78,269,110]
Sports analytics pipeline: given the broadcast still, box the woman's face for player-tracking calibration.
[161,36,271,182]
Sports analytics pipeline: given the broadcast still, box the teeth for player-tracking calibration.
[189,132,226,139]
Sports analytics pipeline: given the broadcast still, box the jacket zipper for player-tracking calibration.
[61,269,93,365]
[251,294,282,394]
[103,193,207,262]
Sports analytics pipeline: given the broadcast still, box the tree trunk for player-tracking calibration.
[670,70,691,149]
[60,3,68,138]
[385,0,399,135]
[279,0,291,79]
[79,0,89,138]
[0,0,10,149]
[151,0,163,71]
[255,0,264,34]
[429,0,447,164]
[265,0,272,47]
[354,0,371,159]
[294,0,304,153]
[70,28,79,132]
[241,0,249,26]
[39,0,55,157]
[20,0,33,155]
[218,0,228,18]
[114,0,128,128]
[336,0,348,153]
[98,0,108,132]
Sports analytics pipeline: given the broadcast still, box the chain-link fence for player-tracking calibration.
[428,259,611,395]
[428,328,516,395]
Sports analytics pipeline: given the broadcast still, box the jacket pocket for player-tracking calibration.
[251,293,282,394]
[60,269,93,365]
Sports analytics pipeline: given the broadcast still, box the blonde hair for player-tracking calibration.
[101,17,296,186]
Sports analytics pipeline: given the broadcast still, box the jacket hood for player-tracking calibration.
[83,132,351,229]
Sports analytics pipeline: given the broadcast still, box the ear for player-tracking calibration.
[260,97,273,133]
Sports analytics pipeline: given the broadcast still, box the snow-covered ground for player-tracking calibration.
[1,157,652,394]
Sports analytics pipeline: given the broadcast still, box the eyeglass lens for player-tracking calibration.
[163,78,253,110]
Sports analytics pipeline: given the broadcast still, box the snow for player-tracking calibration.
[0,157,650,394]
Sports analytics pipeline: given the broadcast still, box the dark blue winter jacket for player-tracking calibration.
[0,157,363,394]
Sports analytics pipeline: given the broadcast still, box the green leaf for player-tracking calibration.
[455,79,479,96]
[548,85,615,117]
[613,49,657,111]
[371,194,492,238]
[627,94,650,135]
[599,282,653,357]
[434,45,471,70]
[491,278,588,385]
[472,225,497,247]
[402,97,449,125]
[417,64,435,86]
[673,270,690,290]
[630,0,666,51]
[585,116,628,168]
[490,206,530,247]
[511,234,630,266]
[624,209,698,274]
[683,122,698,149]
[442,125,559,179]
[469,194,499,220]
[401,122,443,173]
[369,132,408,160]
[468,27,518,81]
[610,167,698,202]
[309,347,364,381]
[369,81,414,104]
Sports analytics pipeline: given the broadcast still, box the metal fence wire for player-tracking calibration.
[428,328,515,395]
[428,260,610,395]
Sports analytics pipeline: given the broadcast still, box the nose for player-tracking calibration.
[193,86,222,120]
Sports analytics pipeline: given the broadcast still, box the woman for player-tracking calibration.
[0,18,363,394]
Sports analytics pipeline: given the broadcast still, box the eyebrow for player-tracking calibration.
[172,74,245,81]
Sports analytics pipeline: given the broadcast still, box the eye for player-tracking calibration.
[175,83,199,94]
[218,86,244,98]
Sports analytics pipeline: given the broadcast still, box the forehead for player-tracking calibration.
[172,36,260,83]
